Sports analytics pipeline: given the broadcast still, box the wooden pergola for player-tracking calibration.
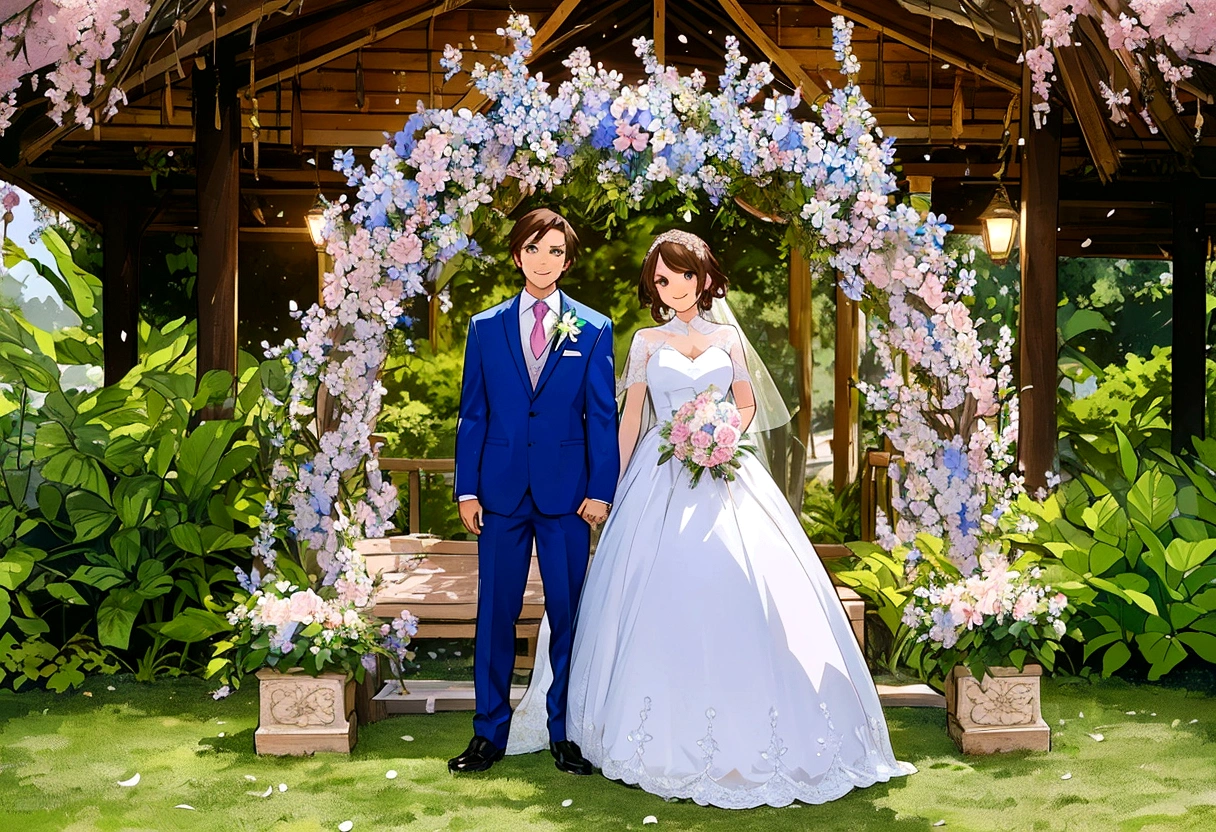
[1,0,1212,492]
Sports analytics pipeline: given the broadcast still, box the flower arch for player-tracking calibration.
[254,14,1022,597]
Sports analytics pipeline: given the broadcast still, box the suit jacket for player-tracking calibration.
[454,291,620,516]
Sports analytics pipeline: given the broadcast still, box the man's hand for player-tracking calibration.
[459,498,484,535]
[578,498,610,529]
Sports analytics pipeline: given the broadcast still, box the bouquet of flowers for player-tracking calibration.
[900,537,1071,685]
[658,385,750,486]
[207,565,418,695]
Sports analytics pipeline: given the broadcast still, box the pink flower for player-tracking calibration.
[613,123,649,153]
[673,445,688,461]
[919,274,945,309]
[713,424,740,449]
[691,448,711,467]
[950,600,984,629]
[708,446,732,467]
[387,233,423,264]
[690,429,713,449]
[669,422,692,444]
[287,589,323,623]
[1012,593,1037,622]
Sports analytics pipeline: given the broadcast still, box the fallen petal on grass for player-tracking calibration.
[244,775,257,782]
[561,799,573,807]
[1088,733,1104,742]
[401,736,414,742]
[278,783,288,793]
[117,773,140,787]
[643,816,658,825]
[339,822,354,832]
[174,804,196,810]
[1061,773,1072,781]
[246,786,273,798]
[933,822,946,827]
[385,771,398,780]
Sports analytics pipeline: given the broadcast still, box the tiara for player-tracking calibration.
[646,229,710,259]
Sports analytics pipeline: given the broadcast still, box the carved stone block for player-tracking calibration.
[945,664,1051,755]
[255,669,357,755]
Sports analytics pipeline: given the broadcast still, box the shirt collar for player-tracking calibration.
[520,289,562,317]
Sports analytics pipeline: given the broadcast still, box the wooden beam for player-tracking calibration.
[716,0,824,99]
[255,0,475,92]
[654,0,666,66]
[1054,34,1120,182]
[1016,62,1062,493]
[1171,174,1209,454]
[451,0,585,113]
[833,280,860,494]
[194,39,241,409]
[811,0,1020,94]
[789,246,814,457]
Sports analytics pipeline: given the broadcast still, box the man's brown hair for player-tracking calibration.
[508,208,580,268]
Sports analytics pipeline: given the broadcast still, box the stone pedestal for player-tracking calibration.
[254,669,357,755]
[945,664,1051,754]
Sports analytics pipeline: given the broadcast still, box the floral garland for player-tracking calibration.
[1021,0,1214,130]
[0,0,149,135]
[257,14,1025,594]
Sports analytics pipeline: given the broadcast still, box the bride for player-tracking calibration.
[507,230,913,808]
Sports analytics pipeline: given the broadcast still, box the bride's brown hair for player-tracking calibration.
[638,235,729,323]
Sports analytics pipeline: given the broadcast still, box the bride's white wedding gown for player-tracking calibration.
[507,316,914,808]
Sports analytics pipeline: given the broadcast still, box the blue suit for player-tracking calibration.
[454,291,619,749]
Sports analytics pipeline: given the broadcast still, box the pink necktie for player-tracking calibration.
[530,301,549,359]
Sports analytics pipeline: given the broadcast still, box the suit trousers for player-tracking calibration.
[473,491,590,749]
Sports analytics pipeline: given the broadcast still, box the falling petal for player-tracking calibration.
[1080,238,1092,248]
[1079,712,1084,718]
[454,652,462,657]
[1151,713,1157,717]
[562,799,573,807]
[386,771,398,780]
[174,805,196,810]
[1191,719,1199,724]
[279,783,288,793]
[118,773,140,787]
[1106,209,1116,217]
[643,817,658,825]
[339,822,354,832]
[1087,733,1104,742]
[83,691,93,698]
[427,652,438,660]
[1061,773,1072,780]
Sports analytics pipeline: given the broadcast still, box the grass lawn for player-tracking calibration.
[3,665,1216,831]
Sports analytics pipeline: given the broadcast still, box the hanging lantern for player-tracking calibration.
[978,184,1019,265]
[305,205,327,250]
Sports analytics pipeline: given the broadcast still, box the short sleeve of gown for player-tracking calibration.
[720,325,751,385]
[618,330,653,396]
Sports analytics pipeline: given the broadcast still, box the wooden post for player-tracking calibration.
[1016,64,1062,492]
[102,188,141,386]
[833,280,860,494]
[194,40,241,409]
[654,0,665,65]
[1171,175,1209,455]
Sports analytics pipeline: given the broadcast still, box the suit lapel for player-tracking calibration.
[532,293,570,399]
[501,294,531,394]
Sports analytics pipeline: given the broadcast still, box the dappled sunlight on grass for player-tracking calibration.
[2,675,1216,830]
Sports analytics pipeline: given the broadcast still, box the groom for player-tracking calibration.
[450,208,619,775]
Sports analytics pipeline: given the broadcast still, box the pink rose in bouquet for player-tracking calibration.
[657,384,752,485]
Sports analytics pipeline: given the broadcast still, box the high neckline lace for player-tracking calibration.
[660,313,715,335]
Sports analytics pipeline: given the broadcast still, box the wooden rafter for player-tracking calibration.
[716,0,824,99]
[254,0,473,92]
[1054,35,1120,182]
[451,0,585,113]
[813,0,1020,94]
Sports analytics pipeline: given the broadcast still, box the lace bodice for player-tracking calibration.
[618,316,751,421]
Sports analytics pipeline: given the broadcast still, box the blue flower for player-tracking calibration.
[942,446,967,480]
[396,315,415,330]
[288,349,303,364]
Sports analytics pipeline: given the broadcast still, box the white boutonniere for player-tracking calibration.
[553,311,586,344]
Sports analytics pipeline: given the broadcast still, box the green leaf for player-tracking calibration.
[65,491,115,543]
[113,476,163,528]
[45,583,87,605]
[97,589,144,650]
[168,523,205,556]
[1127,468,1178,530]
[1134,520,1171,586]
[1114,425,1138,484]
[1124,590,1160,617]
[36,483,64,525]
[1101,641,1132,676]
[1165,539,1216,574]
[1177,632,1216,663]
[110,528,142,572]
[0,547,39,590]
[158,608,231,643]
[69,565,126,592]
[1088,542,1124,576]
[177,420,240,503]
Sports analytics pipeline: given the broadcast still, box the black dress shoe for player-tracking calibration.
[550,740,594,775]
[448,736,504,773]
